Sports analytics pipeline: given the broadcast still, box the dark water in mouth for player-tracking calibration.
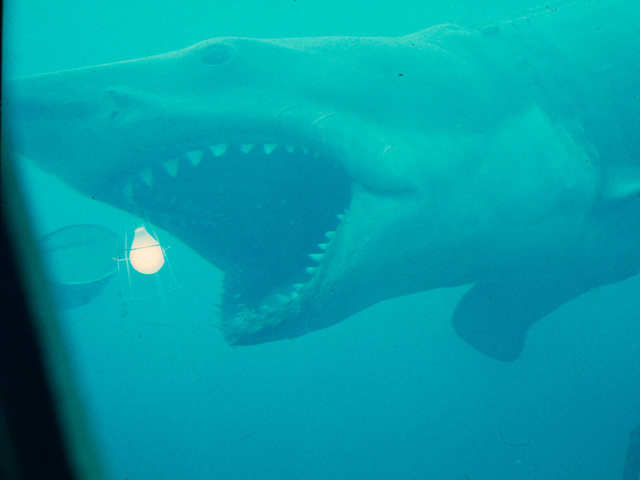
[114,142,350,310]
[5,1,640,479]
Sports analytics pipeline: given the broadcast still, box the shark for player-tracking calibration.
[4,1,640,361]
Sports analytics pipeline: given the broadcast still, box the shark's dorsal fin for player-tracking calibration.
[452,277,585,362]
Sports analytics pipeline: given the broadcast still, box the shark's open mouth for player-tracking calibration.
[110,140,352,339]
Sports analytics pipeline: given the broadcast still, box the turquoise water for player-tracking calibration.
[4,1,640,479]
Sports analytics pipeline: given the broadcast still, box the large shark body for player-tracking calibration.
[4,1,640,360]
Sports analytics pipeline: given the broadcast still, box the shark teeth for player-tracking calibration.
[270,227,339,308]
[122,140,346,319]
[165,157,180,177]
[308,253,323,263]
[263,143,277,155]
[275,289,303,304]
[276,294,289,303]
[209,144,227,157]
[186,150,203,166]
[140,167,153,187]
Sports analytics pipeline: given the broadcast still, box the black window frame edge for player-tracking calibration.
[1,37,104,480]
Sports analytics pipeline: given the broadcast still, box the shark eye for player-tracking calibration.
[201,43,234,66]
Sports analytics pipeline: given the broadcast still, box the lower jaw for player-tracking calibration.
[221,279,309,341]
[222,305,310,346]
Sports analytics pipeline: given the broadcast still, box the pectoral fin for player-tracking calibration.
[452,276,585,362]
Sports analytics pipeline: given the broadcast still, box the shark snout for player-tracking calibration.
[5,69,108,144]
[6,68,101,119]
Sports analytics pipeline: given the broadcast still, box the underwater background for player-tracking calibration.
[4,0,640,478]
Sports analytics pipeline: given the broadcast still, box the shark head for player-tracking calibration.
[5,25,563,349]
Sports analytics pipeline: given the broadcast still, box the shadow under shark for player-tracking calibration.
[4,1,640,361]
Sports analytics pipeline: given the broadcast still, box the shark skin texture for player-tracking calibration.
[4,1,640,360]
